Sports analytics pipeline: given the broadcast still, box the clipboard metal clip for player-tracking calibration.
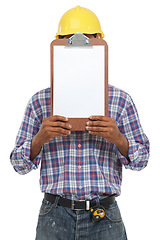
[66,32,93,47]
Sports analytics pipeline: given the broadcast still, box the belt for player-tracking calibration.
[44,193,115,211]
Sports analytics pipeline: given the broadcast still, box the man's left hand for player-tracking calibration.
[86,116,123,146]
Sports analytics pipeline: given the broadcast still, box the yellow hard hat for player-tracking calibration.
[55,6,104,39]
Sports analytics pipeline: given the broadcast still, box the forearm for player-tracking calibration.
[115,133,130,161]
[30,134,43,161]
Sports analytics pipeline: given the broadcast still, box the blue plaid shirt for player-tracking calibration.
[10,85,150,200]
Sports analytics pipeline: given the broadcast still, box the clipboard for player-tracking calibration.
[50,33,108,131]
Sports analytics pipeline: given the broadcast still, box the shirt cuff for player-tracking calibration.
[116,139,139,169]
[22,139,43,170]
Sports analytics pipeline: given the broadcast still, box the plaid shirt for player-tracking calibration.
[10,85,150,200]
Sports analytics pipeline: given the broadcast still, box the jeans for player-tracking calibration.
[35,198,127,240]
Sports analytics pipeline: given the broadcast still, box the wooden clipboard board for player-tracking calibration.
[50,34,108,131]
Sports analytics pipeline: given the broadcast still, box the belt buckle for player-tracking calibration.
[71,200,90,211]
[71,200,80,210]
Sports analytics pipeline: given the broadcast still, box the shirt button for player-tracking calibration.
[79,186,82,189]
[78,144,81,148]
[78,165,81,169]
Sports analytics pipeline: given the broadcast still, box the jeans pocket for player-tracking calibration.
[105,201,122,223]
[39,199,56,216]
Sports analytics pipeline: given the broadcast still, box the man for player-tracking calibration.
[10,6,150,240]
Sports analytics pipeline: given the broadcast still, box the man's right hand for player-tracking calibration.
[36,115,72,145]
[30,115,72,161]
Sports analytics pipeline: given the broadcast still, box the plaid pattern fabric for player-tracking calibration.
[10,85,150,200]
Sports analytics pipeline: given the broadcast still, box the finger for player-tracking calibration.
[88,131,103,136]
[48,121,72,129]
[47,127,71,135]
[86,121,111,127]
[43,118,72,129]
[89,116,110,122]
[49,115,68,122]
[86,126,113,132]
[51,132,70,137]
[86,126,111,132]
[49,131,68,140]
[48,132,69,141]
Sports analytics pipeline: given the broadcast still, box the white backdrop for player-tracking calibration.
[0,0,159,239]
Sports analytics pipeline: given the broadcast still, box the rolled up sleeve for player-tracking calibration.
[10,98,43,175]
[116,95,150,171]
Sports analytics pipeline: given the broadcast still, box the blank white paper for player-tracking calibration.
[53,45,105,118]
